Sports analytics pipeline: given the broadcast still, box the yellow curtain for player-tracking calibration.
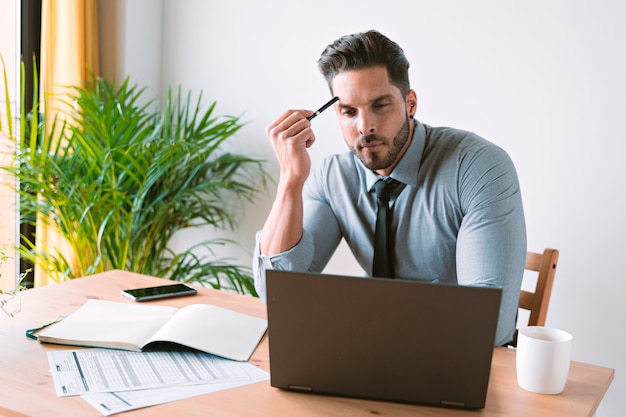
[37,0,99,287]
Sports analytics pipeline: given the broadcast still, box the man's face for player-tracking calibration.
[331,66,416,176]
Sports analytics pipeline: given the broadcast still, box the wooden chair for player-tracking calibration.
[510,248,560,346]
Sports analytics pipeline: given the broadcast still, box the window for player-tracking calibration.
[0,0,41,289]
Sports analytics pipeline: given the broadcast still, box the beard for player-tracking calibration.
[350,115,411,172]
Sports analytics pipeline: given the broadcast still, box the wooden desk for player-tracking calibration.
[0,270,614,417]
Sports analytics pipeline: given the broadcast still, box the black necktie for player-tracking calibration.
[372,178,395,278]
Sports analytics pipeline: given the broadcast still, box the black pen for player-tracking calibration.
[307,96,339,121]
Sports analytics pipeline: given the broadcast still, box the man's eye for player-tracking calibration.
[342,109,356,116]
[374,103,390,109]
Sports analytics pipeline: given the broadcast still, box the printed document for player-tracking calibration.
[81,365,269,416]
[48,348,260,396]
[48,348,269,415]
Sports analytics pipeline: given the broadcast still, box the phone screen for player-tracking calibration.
[121,283,198,301]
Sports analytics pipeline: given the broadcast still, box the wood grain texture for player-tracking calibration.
[0,270,613,416]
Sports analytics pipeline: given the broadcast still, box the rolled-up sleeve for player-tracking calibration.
[253,230,316,302]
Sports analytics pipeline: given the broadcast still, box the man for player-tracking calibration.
[253,30,526,346]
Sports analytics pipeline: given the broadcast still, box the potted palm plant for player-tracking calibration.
[1,57,266,295]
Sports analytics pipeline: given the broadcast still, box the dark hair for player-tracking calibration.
[317,30,411,96]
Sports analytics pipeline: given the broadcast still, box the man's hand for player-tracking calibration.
[265,109,315,187]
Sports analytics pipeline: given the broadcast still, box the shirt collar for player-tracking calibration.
[365,120,426,191]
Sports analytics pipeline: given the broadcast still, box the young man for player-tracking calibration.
[253,30,526,346]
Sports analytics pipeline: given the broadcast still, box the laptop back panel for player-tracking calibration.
[266,270,502,409]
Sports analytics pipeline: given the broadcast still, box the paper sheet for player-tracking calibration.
[81,364,269,416]
[47,348,270,415]
[47,348,257,396]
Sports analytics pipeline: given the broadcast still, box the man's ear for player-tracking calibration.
[406,90,418,118]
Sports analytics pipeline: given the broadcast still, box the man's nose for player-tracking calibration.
[357,111,375,135]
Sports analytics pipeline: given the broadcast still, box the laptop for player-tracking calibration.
[265,270,502,410]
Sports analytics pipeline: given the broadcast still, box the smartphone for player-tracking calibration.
[121,283,198,302]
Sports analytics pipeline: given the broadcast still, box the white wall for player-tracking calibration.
[99,0,164,105]
[124,0,624,414]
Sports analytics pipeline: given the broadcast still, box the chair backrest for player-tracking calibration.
[511,248,559,346]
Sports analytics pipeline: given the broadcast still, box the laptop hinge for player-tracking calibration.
[441,400,466,407]
[288,385,313,392]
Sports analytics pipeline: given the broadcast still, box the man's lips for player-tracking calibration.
[359,141,384,151]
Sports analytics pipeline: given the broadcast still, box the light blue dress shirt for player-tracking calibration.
[254,121,527,346]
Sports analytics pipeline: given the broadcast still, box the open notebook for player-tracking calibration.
[265,270,502,409]
[34,299,267,361]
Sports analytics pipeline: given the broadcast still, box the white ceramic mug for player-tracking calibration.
[516,326,572,394]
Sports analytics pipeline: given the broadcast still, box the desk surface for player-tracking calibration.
[0,270,614,417]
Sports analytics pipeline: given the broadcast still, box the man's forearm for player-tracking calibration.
[260,181,305,255]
